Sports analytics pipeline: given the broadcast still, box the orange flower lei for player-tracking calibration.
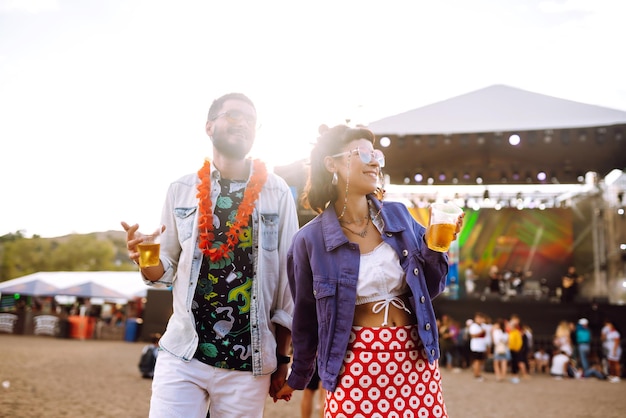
[196,158,268,262]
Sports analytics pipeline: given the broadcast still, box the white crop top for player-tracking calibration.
[356,241,411,326]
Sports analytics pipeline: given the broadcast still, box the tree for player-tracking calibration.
[0,231,135,282]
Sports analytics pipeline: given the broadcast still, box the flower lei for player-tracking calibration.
[196,158,268,262]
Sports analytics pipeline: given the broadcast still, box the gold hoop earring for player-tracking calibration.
[331,172,338,185]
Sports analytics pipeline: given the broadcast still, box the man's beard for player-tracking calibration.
[211,126,253,160]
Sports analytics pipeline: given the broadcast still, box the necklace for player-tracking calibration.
[338,214,369,225]
[341,215,370,238]
[196,158,268,262]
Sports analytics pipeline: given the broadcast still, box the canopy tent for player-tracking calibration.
[366,85,626,186]
[368,84,626,135]
[0,271,164,301]
[0,279,59,297]
[55,282,130,301]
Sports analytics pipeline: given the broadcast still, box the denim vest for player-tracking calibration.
[286,197,449,391]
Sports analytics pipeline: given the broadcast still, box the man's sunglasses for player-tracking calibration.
[212,110,257,127]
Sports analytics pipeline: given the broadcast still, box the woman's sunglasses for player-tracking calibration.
[331,147,385,167]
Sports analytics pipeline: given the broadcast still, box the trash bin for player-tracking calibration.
[56,318,70,339]
[124,318,139,342]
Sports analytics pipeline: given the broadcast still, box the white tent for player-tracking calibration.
[367,84,626,135]
[0,271,163,301]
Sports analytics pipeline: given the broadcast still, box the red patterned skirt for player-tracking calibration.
[324,325,447,418]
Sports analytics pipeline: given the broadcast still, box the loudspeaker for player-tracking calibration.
[139,289,172,342]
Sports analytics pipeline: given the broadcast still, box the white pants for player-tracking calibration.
[150,350,271,418]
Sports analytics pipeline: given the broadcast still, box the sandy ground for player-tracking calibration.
[0,334,624,418]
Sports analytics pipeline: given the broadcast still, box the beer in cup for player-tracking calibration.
[426,203,463,252]
[137,227,161,268]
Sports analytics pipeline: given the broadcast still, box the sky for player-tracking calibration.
[1,0,625,238]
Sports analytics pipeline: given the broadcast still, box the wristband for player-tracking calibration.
[277,354,291,365]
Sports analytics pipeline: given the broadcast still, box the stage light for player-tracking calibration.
[379,136,391,147]
[537,171,547,181]
[508,134,521,146]
[476,175,483,184]
[438,172,446,181]
[483,190,490,201]
[414,173,423,183]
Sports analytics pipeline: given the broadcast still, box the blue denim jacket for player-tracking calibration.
[142,160,299,376]
[286,197,448,391]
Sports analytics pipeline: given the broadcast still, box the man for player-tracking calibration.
[561,265,583,303]
[122,93,299,417]
[575,318,592,372]
[469,312,489,381]
[508,314,527,383]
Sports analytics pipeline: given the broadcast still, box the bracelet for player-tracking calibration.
[277,354,291,365]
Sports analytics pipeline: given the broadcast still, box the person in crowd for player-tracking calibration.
[439,314,458,370]
[491,318,510,382]
[487,265,501,296]
[469,312,489,381]
[575,318,592,372]
[561,265,584,303]
[276,124,463,417]
[521,322,534,376]
[582,351,609,380]
[508,314,527,383]
[511,265,526,295]
[457,319,474,370]
[122,92,299,417]
[602,320,622,383]
[531,346,550,374]
[139,333,161,379]
[464,262,478,297]
[550,349,575,379]
[553,320,574,357]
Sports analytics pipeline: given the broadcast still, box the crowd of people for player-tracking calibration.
[436,312,622,384]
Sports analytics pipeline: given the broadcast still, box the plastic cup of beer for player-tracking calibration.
[137,226,161,268]
[426,203,463,252]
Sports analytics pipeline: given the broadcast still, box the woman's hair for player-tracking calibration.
[302,124,376,213]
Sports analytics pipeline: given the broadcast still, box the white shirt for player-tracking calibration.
[551,353,570,376]
[355,242,410,326]
[469,322,488,352]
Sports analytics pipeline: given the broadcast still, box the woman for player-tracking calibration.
[491,318,510,382]
[602,320,622,382]
[553,320,573,356]
[276,125,462,417]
